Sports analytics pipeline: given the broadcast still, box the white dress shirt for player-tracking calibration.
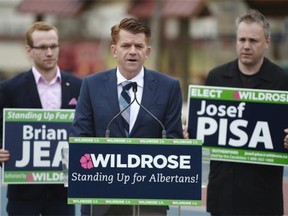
[116,68,144,132]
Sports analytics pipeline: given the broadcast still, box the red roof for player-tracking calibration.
[128,0,207,18]
[17,0,84,17]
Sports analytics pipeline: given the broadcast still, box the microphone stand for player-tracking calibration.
[132,82,167,139]
[103,82,167,216]
[131,82,167,215]
[131,83,140,216]
[90,90,136,216]
[103,85,138,216]
[105,97,136,138]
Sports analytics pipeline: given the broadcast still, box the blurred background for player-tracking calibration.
[0,0,288,215]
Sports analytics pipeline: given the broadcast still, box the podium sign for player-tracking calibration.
[68,137,202,206]
[2,108,74,184]
[187,85,288,166]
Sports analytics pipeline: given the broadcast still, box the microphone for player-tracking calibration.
[132,82,167,138]
[105,83,137,137]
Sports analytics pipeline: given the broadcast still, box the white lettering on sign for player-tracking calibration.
[191,88,223,98]
[197,100,246,118]
[196,100,273,150]
[90,154,191,169]
[15,141,68,167]
[23,125,67,140]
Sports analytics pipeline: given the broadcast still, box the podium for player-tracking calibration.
[67,137,202,215]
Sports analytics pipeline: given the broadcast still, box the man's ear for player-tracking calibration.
[110,44,117,58]
[26,45,32,56]
[145,46,152,59]
[265,36,270,49]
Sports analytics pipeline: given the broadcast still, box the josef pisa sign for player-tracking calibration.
[187,85,288,166]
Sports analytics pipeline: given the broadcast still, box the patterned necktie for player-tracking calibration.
[119,81,133,137]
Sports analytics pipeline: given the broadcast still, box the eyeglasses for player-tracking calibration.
[30,44,60,51]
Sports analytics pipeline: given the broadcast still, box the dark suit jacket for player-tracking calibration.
[205,58,288,215]
[70,68,183,215]
[0,69,82,202]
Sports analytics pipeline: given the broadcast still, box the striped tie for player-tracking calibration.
[119,81,133,137]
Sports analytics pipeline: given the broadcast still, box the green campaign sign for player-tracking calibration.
[187,85,288,166]
[3,108,74,184]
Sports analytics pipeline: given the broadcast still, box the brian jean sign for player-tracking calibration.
[3,108,74,184]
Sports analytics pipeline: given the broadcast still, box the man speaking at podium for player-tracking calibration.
[70,17,183,216]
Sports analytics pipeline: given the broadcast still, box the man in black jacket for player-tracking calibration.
[206,9,288,216]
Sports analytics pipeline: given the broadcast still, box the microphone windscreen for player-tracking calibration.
[132,82,138,92]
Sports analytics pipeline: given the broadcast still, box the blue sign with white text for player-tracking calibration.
[68,137,202,206]
[187,85,288,166]
[3,109,75,184]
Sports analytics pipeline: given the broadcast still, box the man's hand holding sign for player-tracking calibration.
[0,149,9,162]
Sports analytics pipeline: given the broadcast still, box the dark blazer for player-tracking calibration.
[205,58,288,215]
[0,70,82,209]
[70,68,183,215]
